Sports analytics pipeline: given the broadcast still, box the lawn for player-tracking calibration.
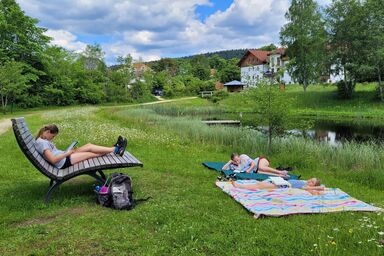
[220,83,384,119]
[1,99,383,255]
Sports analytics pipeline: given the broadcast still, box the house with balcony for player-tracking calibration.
[238,48,293,87]
[239,48,343,87]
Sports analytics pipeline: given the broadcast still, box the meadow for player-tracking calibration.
[220,83,384,119]
[0,96,384,255]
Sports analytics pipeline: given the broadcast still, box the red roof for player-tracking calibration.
[238,50,270,67]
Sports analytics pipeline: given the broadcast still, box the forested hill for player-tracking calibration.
[181,49,247,60]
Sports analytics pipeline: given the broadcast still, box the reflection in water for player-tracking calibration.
[203,113,384,145]
[279,119,384,145]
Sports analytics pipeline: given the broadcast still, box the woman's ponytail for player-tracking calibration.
[36,124,59,139]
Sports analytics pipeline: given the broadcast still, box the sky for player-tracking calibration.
[16,0,332,64]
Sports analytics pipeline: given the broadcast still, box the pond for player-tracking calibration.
[204,113,384,145]
[285,119,384,146]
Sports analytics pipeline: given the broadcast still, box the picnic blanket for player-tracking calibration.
[216,181,382,218]
[202,162,300,180]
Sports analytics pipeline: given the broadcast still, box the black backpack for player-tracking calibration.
[109,173,135,210]
[95,173,151,210]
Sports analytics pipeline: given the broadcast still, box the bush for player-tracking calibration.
[336,80,355,99]
[209,90,229,103]
[375,84,384,101]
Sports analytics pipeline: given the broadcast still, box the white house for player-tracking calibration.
[238,48,293,87]
[239,48,343,86]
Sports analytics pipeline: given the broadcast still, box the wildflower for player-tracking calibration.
[378,232,384,236]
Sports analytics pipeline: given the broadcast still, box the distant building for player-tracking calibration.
[238,48,292,87]
[223,80,244,92]
[133,63,150,78]
[239,48,343,86]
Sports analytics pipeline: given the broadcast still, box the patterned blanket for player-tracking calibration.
[216,181,382,218]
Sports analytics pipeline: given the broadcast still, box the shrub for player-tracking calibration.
[209,90,229,103]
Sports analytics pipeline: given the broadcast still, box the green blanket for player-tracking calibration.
[202,162,300,180]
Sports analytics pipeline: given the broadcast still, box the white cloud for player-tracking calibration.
[44,29,87,53]
[16,0,329,63]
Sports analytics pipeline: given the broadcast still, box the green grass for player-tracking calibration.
[1,101,384,255]
[220,83,384,119]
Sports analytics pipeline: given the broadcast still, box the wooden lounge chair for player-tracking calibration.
[12,117,143,204]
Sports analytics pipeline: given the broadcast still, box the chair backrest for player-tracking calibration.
[12,118,58,180]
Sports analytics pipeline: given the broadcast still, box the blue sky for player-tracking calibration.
[17,0,331,64]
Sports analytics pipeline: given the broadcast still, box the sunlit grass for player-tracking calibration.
[1,101,383,255]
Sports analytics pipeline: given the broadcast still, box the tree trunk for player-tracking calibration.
[1,95,7,114]
[378,66,383,102]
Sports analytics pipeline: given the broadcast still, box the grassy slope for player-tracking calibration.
[220,83,384,119]
[0,100,383,255]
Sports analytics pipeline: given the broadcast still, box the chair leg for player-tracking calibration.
[98,170,106,180]
[45,180,63,205]
[49,179,54,187]
[88,172,105,183]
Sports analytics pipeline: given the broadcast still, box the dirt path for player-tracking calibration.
[0,118,11,136]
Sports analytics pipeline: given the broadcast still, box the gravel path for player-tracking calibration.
[0,118,11,135]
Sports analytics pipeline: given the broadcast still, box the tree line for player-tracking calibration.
[280,0,384,99]
[0,0,245,113]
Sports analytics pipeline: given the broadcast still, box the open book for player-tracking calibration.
[269,176,290,186]
[65,140,78,152]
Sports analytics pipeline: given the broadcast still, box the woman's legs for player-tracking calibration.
[232,180,276,190]
[75,143,114,154]
[257,158,289,177]
[70,152,104,165]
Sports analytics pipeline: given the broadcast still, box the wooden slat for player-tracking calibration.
[53,167,60,176]
[68,165,74,175]
[122,152,134,163]
[107,154,117,164]
[61,168,69,177]
[83,160,90,169]
[112,155,123,164]
[102,155,112,165]
[126,152,141,164]
[47,165,55,174]
[79,161,84,170]
[93,157,101,167]
[73,163,79,173]
[97,156,106,166]
[23,134,34,145]
[88,158,96,168]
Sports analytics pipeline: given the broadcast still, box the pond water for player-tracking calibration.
[204,114,384,145]
[285,119,384,146]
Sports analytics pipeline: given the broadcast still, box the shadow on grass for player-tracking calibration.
[2,177,99,211]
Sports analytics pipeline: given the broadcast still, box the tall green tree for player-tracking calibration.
[280,0,326,91]
[0,0,50,64]
[246,80,290,152]
[41,46,77,106]
[81,44,105,71]
[326,0,365,98]
[364,0,384,101]
[0,61,36,113]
